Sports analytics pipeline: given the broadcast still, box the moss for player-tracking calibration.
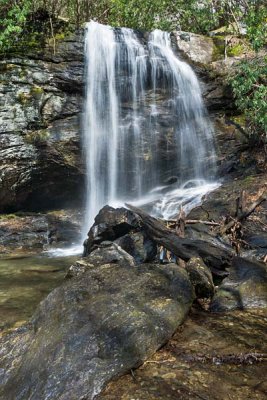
[232,114,246,125]
[25,130,50,145]
[55,32,65,40]
[227,43,244,57]
[0,63,16,73]
[212,36,226,61]
[17,91,32,105]
[0,214,17,220]
[242,176,254,185]
[30,86,44,99]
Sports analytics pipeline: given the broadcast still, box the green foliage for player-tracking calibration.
[108,0,218,32]
[244,2,267,51]
[0,0,266,54]
[229,57,267,144]
[0,0,32,51]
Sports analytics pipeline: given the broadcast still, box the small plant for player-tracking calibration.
[25,129,50,145]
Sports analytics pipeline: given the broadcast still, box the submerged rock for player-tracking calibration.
[211,257,267,311]
[0,250,194,400]
[186,257,215,299]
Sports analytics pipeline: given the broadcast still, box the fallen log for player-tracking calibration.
[126,204,233,276]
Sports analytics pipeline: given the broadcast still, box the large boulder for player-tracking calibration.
[0,243,194,400]
[174,31,215,65]
[211,257,267,311]
[83,206,157,264]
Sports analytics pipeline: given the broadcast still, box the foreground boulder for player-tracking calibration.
[0,243,194,400]
[211,257,267,311]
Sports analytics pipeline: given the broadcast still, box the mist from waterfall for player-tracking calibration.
[82,21,217,238]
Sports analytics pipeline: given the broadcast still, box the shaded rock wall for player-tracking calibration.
[0,33,85,212]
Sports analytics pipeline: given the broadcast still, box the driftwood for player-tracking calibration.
[165,219,220,227]
[126,203,233,276]
[220,191,267,235]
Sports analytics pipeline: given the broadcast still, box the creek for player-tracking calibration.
[0,254,77,331]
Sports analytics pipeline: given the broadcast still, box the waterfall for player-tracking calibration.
[82,21,217,237]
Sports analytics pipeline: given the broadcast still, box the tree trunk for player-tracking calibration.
[126,204,233,277]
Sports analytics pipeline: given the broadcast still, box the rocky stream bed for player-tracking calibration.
[0,26,267,400]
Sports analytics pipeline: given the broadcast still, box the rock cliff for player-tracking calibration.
[0,32,85,212]
[0,29,238,214]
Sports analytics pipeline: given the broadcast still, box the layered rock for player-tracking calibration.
[0,209,82,254]
[0,33,85,212]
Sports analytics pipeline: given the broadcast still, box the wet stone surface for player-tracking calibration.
[98,308,267,400]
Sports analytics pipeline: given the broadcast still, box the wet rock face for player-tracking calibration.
[211,257,267,311]
[0,243,194,400]
[0,33,85,212]
[84,205,157,263]
[174,31,215,65]
[0,209,82,254]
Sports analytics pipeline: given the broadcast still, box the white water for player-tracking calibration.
[81,21,217,239]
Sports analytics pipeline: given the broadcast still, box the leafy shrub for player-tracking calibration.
[229,57,267,144]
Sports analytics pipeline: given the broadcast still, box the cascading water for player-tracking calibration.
[82,21,218,238]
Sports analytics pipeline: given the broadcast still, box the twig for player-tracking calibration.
[182,352,267,365]
[130,369,136,381]
[49,16,56,55]
[162,219,220,227]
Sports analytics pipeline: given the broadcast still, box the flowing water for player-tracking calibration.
[83,21,217,237]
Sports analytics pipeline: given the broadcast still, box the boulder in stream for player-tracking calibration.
[211,257,267,311]
[83,205,157,264]
[0,242,194,400]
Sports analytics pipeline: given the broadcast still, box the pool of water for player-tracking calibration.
[0,254,78,331]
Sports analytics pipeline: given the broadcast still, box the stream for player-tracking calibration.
[0,254,77,331]
[1,253,266,399]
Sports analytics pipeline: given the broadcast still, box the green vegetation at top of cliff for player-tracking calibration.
[0,0,266,54]
[0,0,266,147]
